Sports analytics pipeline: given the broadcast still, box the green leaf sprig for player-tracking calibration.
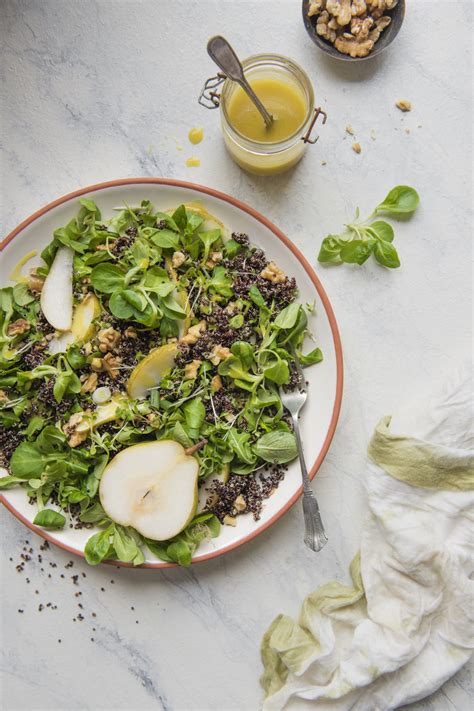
[318,185,420,269]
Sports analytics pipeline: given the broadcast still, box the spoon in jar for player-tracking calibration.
[207,35,274,129]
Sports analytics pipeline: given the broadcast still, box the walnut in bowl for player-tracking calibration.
[302,0,405,61]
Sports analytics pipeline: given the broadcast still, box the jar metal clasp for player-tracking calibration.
[301,107,328,145]
[198,72,226,109]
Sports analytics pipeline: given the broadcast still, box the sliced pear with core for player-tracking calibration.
[99,440,199,540]
[127,342,177,400]
[40,246,74,330]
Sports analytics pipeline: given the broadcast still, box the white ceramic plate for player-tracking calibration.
[0,179,343,568]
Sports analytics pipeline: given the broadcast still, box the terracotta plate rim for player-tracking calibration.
[0,177,343,569]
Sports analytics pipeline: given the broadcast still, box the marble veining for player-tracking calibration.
[1,1,472,709]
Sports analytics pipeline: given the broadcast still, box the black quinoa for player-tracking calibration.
[231,232,250,247]
[205,465,286,522]
[0,424,24,468]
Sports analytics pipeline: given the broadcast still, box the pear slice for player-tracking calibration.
[48,293,101,354]
[71,293,101,341]
[40,246,74,330]
[99,440,199,540]
[48,331,76,355]
[127,342,177,400]
[74,396,124,437]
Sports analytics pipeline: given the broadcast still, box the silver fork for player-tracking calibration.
[279,349,328,552]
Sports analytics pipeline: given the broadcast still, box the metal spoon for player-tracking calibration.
[207,36,273,129]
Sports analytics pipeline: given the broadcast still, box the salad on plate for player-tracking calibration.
[0,199,322,566]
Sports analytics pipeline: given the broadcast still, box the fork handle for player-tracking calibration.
[291,414,328,552]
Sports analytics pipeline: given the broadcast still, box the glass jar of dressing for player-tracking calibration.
[199,54,326,176]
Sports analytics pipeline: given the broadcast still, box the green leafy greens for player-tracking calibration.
[318,185,420,269]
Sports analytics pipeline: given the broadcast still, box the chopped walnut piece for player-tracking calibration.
[27,270,44,294]
[351,0,367,15]
[327,0,352,26]
[223,515,237,527]
[7,319,30,336]
[124,326,138,339]
[395,99,412,112]
[184,359,201,380]
[308,0,326,16]
[234,495,247,513]
[351,15,374,39]
[316,11,337,42]
[352,142,362,153]
[102,353,122,379]
[96,244,109,251]
[369,14,391,41]
[211,374,223,392]
[335,35,374,57]
[180,320,206,345]
[367,0,397,11]
[63,413,88,448]
[260,261,286,284]
[205,251,223,269]
[345,124,355,135]
[83,342,93,356]
[81,372,98,394]
[171,251,186,268]
[98,327,120,353]
[0,390,8,404]
[209,345,231,366]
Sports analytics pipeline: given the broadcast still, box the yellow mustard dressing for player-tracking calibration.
[9,250,38,283]
[227,77,307,143]
[188,127,204,145]
[186,157,201,167]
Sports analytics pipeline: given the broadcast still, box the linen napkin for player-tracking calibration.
[261,364,474,710]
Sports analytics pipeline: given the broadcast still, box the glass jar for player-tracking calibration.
[199,54,326,176]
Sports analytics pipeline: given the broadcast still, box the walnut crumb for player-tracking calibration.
[209,345,231,366]
[180,320,206,345]
[345,124,355,135]
[184,359,201,380]
[98,327,120,353]
[205,251,223,269]
[352,142,362,154]
[81,373,98,394]
[171,251,186,268]
[223,515,237,527]
[7,319,30,336]
[102,353,122,379]
[211,374,223,392]
[234,495,247,513]
[260,262,286,284]
[27,270,44,294]
[63,413,88,448]
[396,99,412,112]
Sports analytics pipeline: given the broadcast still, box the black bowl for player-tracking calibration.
[302,0,405,61]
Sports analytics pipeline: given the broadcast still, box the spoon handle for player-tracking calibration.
[207,36,273,128]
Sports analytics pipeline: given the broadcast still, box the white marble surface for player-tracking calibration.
[0,1,472,710]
